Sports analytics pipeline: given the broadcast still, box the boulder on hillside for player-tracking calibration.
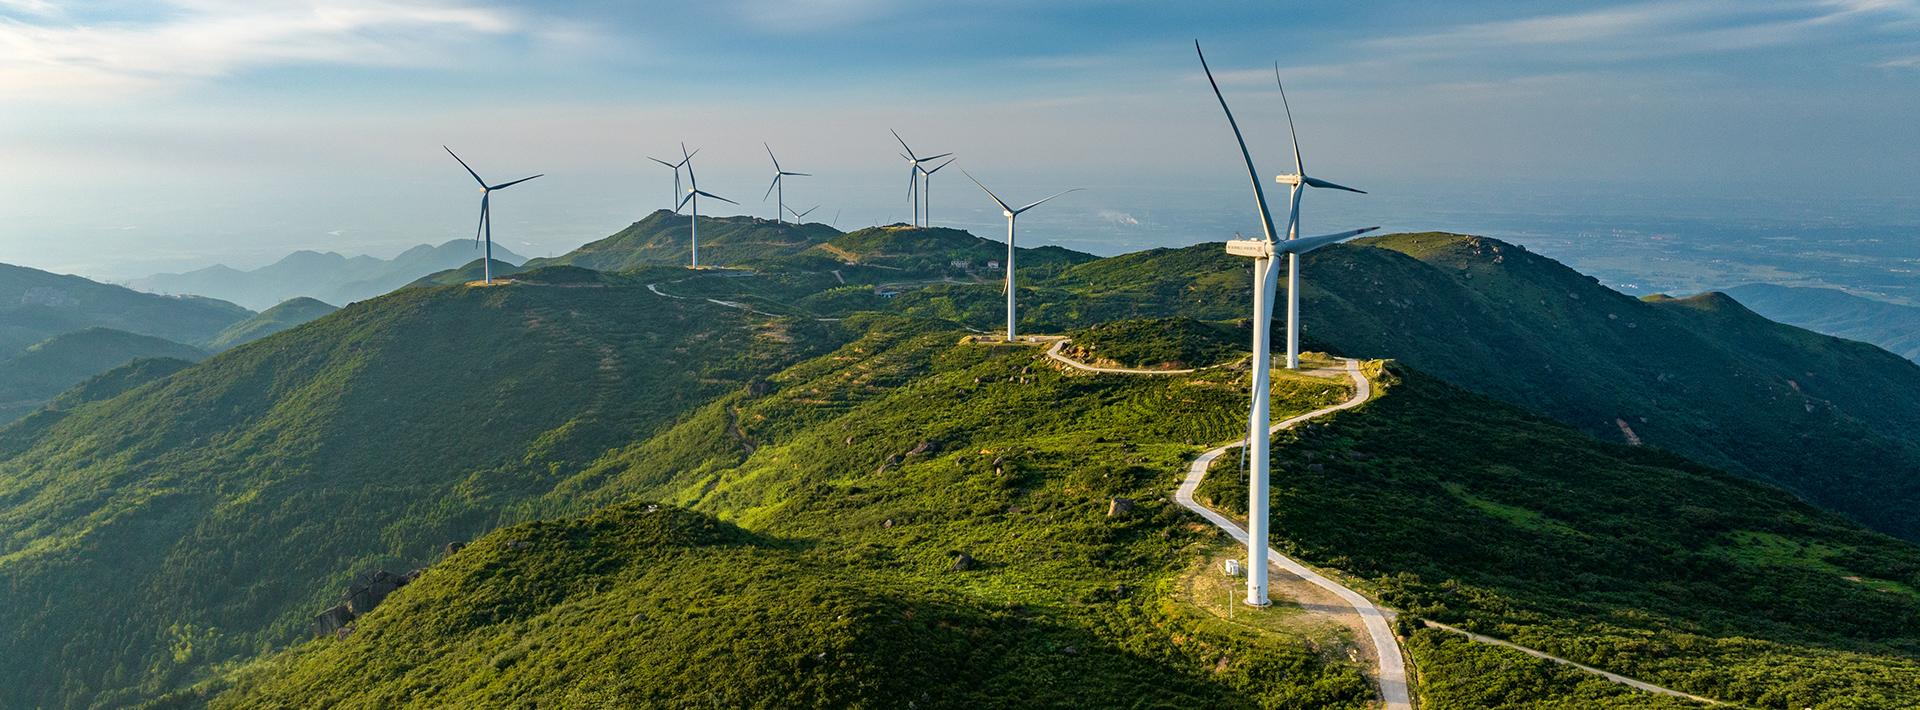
[909,441,940,455]
[1107,498,1135,517]
[311,605,354,637]
[343,569,410,615]
[949,552,974,572]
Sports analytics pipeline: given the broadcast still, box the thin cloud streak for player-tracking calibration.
[0,0,522,100]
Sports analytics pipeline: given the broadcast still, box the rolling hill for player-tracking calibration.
[521,210,842,272]
[203,297,339,352]
[0,262,249,358]
[0,327,207,422]
[1723,282,1920,362]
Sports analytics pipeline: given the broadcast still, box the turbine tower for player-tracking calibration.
[445,146,542,285]
[763,143,810,224]
[648,144,697,214]
[677,151,736,268]
[1196,42,1376,608]
[891,130,950,227]
[1272,67,1367,370]
[921,158,955,227]
[961,169,1079,343]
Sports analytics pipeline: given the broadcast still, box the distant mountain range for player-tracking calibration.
[1723,283,1920,362]
[131,240,526,311]
[0,261,248,357]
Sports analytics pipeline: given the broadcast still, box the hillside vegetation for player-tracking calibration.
[634,231,1920,544]
[523,210,842,272]
[0,275,841,709]
[203,297,338,352]
[0,327,207,422]
[1724,282,1920,361]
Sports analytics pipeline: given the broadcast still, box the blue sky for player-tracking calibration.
[0,0,1915,278]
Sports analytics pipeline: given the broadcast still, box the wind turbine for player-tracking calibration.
[677,151,736,268]
[785,204,820,222]
[648,144,697,214]
[921,158,955,227]
[961,169,1080,343]
[1272,65,1367,370]
[1196,42,1376,609]
[445,146,542,285]
[891,130,950,227]
[762,143,810,224]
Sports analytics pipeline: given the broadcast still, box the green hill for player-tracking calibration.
[0,262,249,357]
[0,327,207,422]
[200,326,1919,709]
[523,210,843,272]
[203,297,339,352]
[1723,282,1920,362]
[661,233,1920,543]
[810,223,1097,274]
[0,276,844,710]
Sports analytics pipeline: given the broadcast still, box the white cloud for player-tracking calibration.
[0,0,521,100]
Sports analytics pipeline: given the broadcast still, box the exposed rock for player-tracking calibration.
[908,441,940,455]
[344,569,404,615]
[334,624,356,641]
[1308,463,1325,474]
[747,377,771,395]
[1107,497,1135,517]
[845,436,855,445]
[1113,584,1130,598]
[311,605,355,637]
[950,552,973,572]
[1063,646,1079,656]
[1347,452,1369,461]
[882,519,894,529]
[443,541,464,558]
[886,454,902,465]
[992,456,1006,467]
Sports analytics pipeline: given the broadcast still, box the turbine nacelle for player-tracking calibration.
[1225,226,1379,258]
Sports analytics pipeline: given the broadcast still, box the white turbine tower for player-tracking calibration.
[891,130,950,227]
[921,158,955,227]
[1272,67,1367,370]
[1196,42,1376,608]
[677,151,736,268]
[763,143,809,224]
[648,145,697,214]
[961,170,1080,342]
[445,147,543,285]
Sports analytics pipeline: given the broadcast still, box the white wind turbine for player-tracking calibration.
[961,169,1080,342]
[648,144,697,214]
[677,150,737,268]
[785,204,820,222]
[1272,66,1367,370]
[921,158,955,227]
[891,130,950,227]
[763,143,809,224]
[445,147,543,285]
[1197,42,1376,608]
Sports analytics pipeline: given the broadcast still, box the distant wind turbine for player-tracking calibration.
[763,143,810,224]
[785,204,820,222]
[961,169,1080,342]
[648,144,697,214]
[445,146,542,285]
[891,130,950,227]
[677,151,737,268]
[1272,65,1367,370]
[1196,42,1376,609]
[921,158,955,227]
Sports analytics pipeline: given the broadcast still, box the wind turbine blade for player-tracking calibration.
[798,206,819,218]
[782,171,810,177]
[1272,226,1379,255]
[1302,176,1365,193]
[959,169,1015,213]
[475,195,488,244]
[765,175,781,201]
[921,152,953,161]
[925,158,955,174]
[489,174,544,190]
[445,146,487,187]
[891,129,918,160]
[1195,41,1281,243]
[678,192,694,210]
[649,157,677,169]
[764,142,780,172]
[1013,188,1083,214]
[696,190,738,205]
[1276,63,1304,176]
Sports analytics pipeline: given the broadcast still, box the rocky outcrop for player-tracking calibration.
[314,567,421,637]
[1107,497,1135,517]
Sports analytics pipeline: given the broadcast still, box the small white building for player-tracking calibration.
[950,259,970,269]
[986,260,1001,270]
[1223,559,1242,576]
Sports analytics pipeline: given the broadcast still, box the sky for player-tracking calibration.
[0,0,1915,280]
